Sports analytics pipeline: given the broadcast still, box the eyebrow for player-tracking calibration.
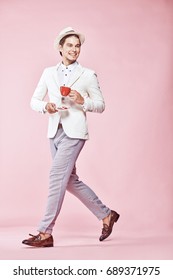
[66,43,81,47]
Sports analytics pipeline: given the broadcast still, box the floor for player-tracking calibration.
[0,225,173,260]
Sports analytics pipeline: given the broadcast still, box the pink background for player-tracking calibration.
[0,0,173,259]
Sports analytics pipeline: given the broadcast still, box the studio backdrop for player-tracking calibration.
[0,0,173,234]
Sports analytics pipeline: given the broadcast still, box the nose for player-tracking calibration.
[72,46,76,52]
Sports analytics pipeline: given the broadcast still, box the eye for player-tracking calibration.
[66,43,73,47]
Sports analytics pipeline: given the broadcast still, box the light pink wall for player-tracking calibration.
[0,0,173,233]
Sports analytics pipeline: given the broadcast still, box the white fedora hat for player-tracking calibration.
[54,27,85,49]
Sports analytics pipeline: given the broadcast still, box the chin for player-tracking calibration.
[68,58,77,63]
[70,55,78,60]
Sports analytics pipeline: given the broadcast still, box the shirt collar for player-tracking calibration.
[59,61,78,71]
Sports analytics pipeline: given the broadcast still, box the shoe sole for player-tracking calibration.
[22,242,54,248]
[43,244,54,247]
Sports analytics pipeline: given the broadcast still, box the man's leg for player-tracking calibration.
[67,166,111,220]
[38,128,85,234]
[67,166,120,241]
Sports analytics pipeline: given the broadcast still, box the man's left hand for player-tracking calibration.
[69,90,84,105]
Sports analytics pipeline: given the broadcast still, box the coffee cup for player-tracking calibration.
[60,86,71,96]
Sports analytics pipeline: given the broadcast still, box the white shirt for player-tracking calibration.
[44,61,88,113]
[57,61,78,86]
[44,61,78,113]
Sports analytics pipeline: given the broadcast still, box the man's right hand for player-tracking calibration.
[45,103,58,114]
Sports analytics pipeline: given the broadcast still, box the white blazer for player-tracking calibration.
[30,63,105,139]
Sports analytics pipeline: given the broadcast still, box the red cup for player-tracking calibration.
[60,86,71,96]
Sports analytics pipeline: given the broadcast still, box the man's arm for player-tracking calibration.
[69,72,105,113]
[30,69,48,114]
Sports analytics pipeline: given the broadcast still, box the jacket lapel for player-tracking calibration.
[52,63,84,87]
[67,64,84,87]
[52,63,61,86]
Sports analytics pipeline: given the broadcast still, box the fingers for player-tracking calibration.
[69,90,84,105]
[69,90,79,102]
[46,103,58,114]
[69,90,76,99]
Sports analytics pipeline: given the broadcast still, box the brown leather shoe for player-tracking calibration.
[99,210,120,241]
[22,233,54,247]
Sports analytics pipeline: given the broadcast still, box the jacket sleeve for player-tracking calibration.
[30,69,48,113]
[82,72,105,113]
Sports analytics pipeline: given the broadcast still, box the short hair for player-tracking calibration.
[59,34,81,56]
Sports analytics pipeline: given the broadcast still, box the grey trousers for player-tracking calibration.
[38,125,111,234]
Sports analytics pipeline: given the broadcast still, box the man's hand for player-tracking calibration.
[45,103,58,114]
[69,90,84,105]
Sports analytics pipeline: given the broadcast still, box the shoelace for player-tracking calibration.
[28,233,41,240]
[102,224,109,234]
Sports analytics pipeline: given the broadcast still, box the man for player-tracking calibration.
[22,27,120,247]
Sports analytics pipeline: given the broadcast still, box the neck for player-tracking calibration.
[62,59,77,66]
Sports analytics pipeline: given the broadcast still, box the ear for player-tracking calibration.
[58,44,62,52]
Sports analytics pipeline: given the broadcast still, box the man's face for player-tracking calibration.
[59,36,81,65]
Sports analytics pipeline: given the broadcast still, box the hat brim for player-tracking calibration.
[54,32,85,49]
